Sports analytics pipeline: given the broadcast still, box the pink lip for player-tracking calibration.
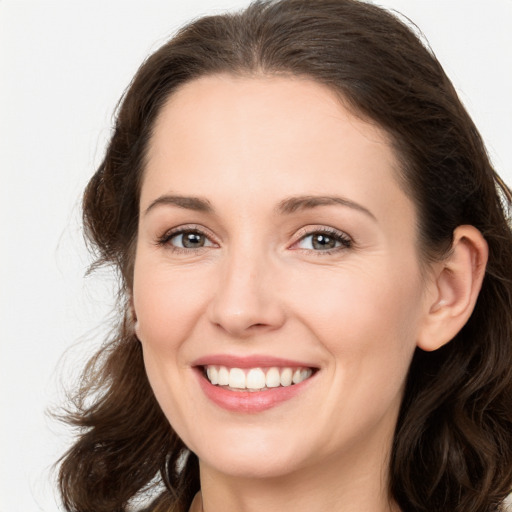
[195,370,316,413]
[192,354,317,369]
[191,355,318,413]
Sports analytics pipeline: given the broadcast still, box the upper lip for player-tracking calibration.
[191,354,318,369]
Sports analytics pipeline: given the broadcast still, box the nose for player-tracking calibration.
[207,247,286,338]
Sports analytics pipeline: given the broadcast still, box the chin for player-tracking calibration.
[186,425,313,479]
[198,449,307,480]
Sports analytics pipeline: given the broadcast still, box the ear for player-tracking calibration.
[417,225,488,352]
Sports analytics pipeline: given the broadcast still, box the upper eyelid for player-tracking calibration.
[292,225,352,242]
[162,224,214,236]
[158,224,219,244]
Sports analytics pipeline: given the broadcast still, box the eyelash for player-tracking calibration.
[156,224,217,255]
[292,226,352,255]
[156,225,353,255]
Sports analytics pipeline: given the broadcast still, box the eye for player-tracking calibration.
[294,228,352,252]
[157,227,217,251]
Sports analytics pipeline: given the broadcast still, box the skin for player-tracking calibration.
[132,75,487,512]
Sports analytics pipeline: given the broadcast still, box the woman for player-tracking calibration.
[58,1,512,511]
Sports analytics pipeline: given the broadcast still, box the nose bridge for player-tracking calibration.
[208,237,284,336]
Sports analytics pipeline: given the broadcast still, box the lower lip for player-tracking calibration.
[195,368,316,413]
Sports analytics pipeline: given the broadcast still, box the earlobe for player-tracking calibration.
[417,225,488,352]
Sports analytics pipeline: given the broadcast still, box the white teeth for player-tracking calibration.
[204,365,314,390]
[300,368,312,382]
[280,367,293,386]
[292,367,313,384]
[265,367,281,388]
[229,368,246,389]
[206,366,218,385]
[246,368,266,389]
[218,366,229,386]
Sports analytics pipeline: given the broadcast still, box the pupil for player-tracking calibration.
[312,234,335,250]
[183,232,204,248]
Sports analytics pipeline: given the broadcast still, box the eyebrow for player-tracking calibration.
[143,193,376,221]
[144,195,213,216]
[277,195,377,221]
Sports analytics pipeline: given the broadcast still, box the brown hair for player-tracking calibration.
[58,1,512,511]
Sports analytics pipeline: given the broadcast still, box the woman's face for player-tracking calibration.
[133,75,433,479]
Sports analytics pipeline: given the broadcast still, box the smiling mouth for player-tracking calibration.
[202,365,315,392]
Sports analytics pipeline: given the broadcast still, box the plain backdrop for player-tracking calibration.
[1,1,511,510]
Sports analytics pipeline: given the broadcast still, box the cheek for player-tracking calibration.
[287,258,424,369]
[132,257,212,435]
[132,257,212,355]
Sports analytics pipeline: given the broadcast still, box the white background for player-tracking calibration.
[1,1,511,510]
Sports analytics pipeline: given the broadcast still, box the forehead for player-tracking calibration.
[148,74,393,169]
[142,74,415,231]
